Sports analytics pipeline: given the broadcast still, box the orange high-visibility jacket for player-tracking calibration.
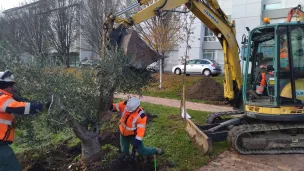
[0,89,42,143]
[280,47,288,58]
[256,73,266,95]
[112,101,147,141]
[256,72,274,95]
[280,47,289,70]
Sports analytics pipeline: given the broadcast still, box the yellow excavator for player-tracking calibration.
[104,0,304,155]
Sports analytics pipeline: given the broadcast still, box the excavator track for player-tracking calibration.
[206,111,245,124]
[228,123,304,154]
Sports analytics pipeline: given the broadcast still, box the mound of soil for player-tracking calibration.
[18,142,81,171]
[71,153,172,171]
[186,77,224,101]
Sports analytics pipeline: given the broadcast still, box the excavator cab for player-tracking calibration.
[244,23,304,109]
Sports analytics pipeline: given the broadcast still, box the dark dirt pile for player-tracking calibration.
[79,154,172,171]
[19,142,166,171]
[18,142,81,171]
[186,77,224,102]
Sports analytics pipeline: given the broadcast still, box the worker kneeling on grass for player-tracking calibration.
[0,70,46,171]
[110,97,163,157]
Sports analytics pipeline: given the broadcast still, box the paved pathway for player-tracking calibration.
[198,151,304,171]
[114,93,233,113]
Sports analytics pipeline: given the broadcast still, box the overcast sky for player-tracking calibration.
[0,0,24,11]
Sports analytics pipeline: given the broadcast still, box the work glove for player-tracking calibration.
[31,103,43,114]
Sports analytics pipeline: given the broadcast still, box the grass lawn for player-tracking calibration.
[142,73,225,102]
[140,102,228,170]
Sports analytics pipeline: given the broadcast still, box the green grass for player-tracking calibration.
[140,102,228,170]
[142,73,225,103]
[12,129,78,154]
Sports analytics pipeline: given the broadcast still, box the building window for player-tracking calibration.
[204,27,216,41]
[264,3,281,10]
[202,50,215,60]
[69,55,80,67]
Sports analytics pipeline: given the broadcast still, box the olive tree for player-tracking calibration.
[0,0,152,161]
[0,46,151,160]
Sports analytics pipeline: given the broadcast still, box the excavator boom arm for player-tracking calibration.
[107,0,243,104]
[286,5,304,22]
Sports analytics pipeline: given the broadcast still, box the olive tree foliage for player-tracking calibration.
[0,39,151,159]
[0,0,152,160]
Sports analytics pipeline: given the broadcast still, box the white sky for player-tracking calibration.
[0,0,24,11]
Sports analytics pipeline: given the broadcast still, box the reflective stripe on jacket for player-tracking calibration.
[113,101,147,141]
[0,89,42,143]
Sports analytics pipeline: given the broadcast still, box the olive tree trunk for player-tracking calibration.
[72,120,101,161]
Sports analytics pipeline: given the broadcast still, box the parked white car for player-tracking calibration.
[172,59,222,76]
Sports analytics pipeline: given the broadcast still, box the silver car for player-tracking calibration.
[171,59,222,76]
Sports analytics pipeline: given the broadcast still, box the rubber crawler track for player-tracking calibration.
[228,124,304,154]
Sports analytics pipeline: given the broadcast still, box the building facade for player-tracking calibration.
[3,0,303,69]
[164,0,303,72]
[2,0,82,67]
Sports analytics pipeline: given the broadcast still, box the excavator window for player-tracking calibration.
[245,24,304,106]
[279,25,304,105]
[246,27,276,106]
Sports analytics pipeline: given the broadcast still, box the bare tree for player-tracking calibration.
[80,0,120,58]
[135,13,181,56]
[48,0,80,68]
[8,0,52,59]
[180,13,196,119]
[119,0,183,89]
[135,12,182,88]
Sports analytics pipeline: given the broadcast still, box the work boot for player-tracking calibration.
[155,148,164,155]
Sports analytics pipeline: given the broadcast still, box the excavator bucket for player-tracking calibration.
[185,119,213,154]
[185,119,232,154]
[107,25,163,69]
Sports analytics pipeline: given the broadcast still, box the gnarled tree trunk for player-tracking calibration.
[72,120,101,161]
